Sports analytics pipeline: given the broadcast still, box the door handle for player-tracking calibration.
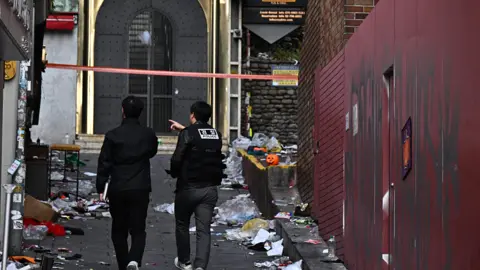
[314,141,320,155]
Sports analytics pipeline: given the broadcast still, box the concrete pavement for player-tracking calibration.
[31,154,273,270]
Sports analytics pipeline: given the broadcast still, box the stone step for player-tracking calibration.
[75,134,228,154]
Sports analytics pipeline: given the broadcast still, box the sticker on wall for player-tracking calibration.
[13,193,22,203]
[352,103,358,136]
[11,210,22,220]
[13,220,23,230]
[402,117,412,179]
[4,61,17,81]
[345,112,350,131]
[7,160,22,175]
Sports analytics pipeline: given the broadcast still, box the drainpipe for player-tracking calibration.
[212,0,218,128]
[8,60,29,255]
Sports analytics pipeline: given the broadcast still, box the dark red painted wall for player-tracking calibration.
[338,0,480,269]
[313,51,345,257]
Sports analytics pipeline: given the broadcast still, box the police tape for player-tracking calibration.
[46,63,298,81]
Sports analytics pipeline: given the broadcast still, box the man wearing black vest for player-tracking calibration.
[168,101,225,270]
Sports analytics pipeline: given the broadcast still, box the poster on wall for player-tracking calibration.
[271,65,299,87]
[402,117,412,179]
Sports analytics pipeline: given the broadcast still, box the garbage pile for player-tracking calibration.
[1,255,41,270]
[7,152,112,268]
[221,134,297,187]
[212,194,303,269]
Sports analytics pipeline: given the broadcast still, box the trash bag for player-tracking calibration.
[224,228,254,241]
[285,260,303,270]
[249,133,269,147]
[222,148,244,185]
[215,194,260,224]
[154,203,175,214]
[23,225,49,240]
[232,136,251,150]
[266,137,282,152]
[241,218,269,233]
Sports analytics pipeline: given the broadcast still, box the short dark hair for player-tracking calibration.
[122,96,144,118]
[190,101,212,122]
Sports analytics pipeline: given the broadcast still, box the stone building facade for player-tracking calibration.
[241,59,298,145]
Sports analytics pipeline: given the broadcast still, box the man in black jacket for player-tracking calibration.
[96,96,158,270]
[168,101,225,270]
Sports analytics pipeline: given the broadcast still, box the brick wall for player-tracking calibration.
[296,0,377,203]
[313,51,346,257]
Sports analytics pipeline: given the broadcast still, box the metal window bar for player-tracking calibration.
[127,10,173,133]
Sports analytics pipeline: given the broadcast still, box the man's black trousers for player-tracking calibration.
[109,190,150,270]
[175,186,218,269]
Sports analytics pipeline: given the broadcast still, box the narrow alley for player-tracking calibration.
[27,154,274,270]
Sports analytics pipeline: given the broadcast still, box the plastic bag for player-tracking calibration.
[232,137,251,150]
[23,225,49,240]
[224,228,254,241]
[222,148,244,185]
[241,218,269,233]
[250,133,269,147]
[285,260,302,270]
[51,198,75,212]
[215,194,260,224]
[266,137,282,152]
[154,203,175,214]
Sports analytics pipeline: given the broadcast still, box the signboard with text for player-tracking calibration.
[244,0,308,7]
[272,65,299,87]
[243,8,305,24]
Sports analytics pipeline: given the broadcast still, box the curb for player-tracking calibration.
[239,150,347,269]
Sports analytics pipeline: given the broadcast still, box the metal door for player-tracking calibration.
[127,10,173,134]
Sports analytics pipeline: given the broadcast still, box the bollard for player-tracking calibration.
[2,184,16,270]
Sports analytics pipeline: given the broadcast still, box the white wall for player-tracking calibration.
[30,28,78,144]
[0,70,19,245]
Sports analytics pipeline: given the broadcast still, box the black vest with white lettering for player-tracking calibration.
[180,121,224,190]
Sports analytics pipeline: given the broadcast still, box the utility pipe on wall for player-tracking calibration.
[212,0,218,128]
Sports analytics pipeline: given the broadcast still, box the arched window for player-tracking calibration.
[127,10,173,133]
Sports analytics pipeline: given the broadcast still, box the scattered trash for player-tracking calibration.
[267,239,284,256]
[83,172,96,177]
[285,260,302,270]
[250,133,269,147]
[266,136,282,152]
[327,235,337,259]
[231,136,251,150]
[222,147,245,185]
[153,203,175,214]
[254,256,291,268]
[274,212,292,220]
[251,229,270,245]
[215,194,260,225]
[23,225,48,241]
[305,239,321,244]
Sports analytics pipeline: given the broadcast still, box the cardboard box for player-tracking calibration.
[24,195,59,222]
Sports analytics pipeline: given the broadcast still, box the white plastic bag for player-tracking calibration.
[250,133,269,147]
[232,136,251,150]
[285,260,303,270]
[266,137,281,152]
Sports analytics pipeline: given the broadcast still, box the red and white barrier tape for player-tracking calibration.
[46,63,298,81]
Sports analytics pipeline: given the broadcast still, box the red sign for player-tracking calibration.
[46,15,75,31]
